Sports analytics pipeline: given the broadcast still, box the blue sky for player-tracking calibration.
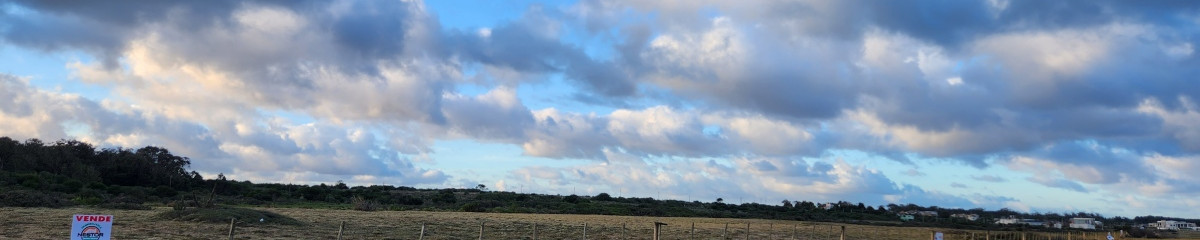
[2,0,1200,218]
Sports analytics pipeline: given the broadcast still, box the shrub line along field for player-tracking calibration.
[4,206,1188,240]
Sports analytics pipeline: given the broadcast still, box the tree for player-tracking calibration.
[476,184,487,191]
[594,192,613,201]
[782,199,793,208]
[564,194,581,204]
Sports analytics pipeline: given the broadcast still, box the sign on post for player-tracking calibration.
[934,232,943,240]
[71,214,113,240]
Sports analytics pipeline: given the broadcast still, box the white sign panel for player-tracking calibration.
[71,214,113,240]
[934,232,944,240]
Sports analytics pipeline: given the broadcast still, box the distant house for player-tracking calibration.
[1069,218,1098,230]
[995,215,1043,226]
[900,210,938,217]
[1153,220,1198,230]
[1047,221,1064,229]
[951,213,980,221]
[900,214,915,221]
[996,215,1022,225]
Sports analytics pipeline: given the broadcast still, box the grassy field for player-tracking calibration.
[1,206,1192,240]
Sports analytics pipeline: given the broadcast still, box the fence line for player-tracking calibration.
[219,217,1132,240]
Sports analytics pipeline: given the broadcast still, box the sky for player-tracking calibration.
[1,0,1199,218]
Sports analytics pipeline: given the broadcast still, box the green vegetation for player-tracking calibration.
[1,136,1196,233]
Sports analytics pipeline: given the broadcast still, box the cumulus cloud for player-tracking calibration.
[4,0,1200,217]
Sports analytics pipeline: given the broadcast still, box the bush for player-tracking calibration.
[0,190,73,208]
[594,193,613,201]
[460,202,487,212]
[564,194,581,204]
[95,202,151,210]
[433,190,457,204]
[153,185,177,197]
[352,196,380,211]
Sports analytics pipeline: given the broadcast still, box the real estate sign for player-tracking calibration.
[71,214,113,240]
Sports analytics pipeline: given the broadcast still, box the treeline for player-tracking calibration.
[0,137,1194,232]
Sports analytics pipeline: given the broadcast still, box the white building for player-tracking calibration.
[951,213,980,221]
[1070,218,1097,230]
[1154,220,1198,230]
[996,215,1022,225]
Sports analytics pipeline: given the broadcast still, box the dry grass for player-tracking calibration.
[2,206,1195,240]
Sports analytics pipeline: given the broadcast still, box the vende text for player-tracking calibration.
[75,215,112,222]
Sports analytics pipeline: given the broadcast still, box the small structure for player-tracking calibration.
[1153,220,1198,230]
[995,215,1044,226]
[1070,218,1097,230]
[995,215,1022,225]
[951,213,980,221]
[900,215,915,221]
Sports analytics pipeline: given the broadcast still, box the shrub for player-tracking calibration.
[564,194,581,204]
[433,190,457,204]
[0,190,73,208]
[352,196,380,211]
[95,202,151,210]
[594,193,613,201]
[460,202,486,212]
[153,185,177,197]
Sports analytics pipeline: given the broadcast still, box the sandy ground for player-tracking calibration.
[0,206,1179,240]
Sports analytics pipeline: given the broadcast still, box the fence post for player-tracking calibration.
[769,223,774,240]
[533,223,538,240]
[621,222,626,240]
[745,223,751,240]
[583,223,588,240]
[792,224,797,240]
[478,221,485,240]
[227,218,236,240]
[986,230,990,240]
[654,222,668,240]
[930,230,935,240]
[839,225,845,240]
[690,222,695,240]
[1067,231,1071,240]
[337,221,346,240]
[1021,232,1026,240]
[723,223,728,240]
[419,223,426,240]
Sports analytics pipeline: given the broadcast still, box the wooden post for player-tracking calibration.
[1021,232,1026,240]
[792,224,797,240]
[337,221,346,240]
[839,225,845,240]
[723,223,728,239]
[419,223,426,240]
[1067,231,1071,240]
[654,222,668,240]
[930,230,935,240]
[533,223,538,240]
[690,222,695,240]
[986,230,990,240]
[478,221,485,240]
[227,218,236,240]
[971,232,975,240]
[583,223,588,240]
[745,223,751,240]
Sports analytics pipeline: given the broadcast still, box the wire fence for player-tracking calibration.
[223,217,1129,240]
